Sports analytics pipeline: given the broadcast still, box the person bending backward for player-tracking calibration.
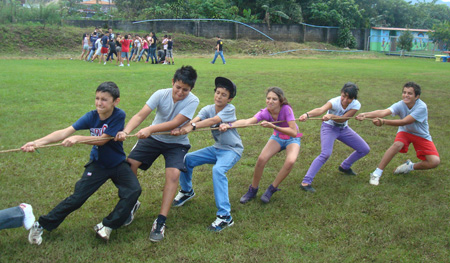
[221,87,301,204]
[172,77,242,232]
[115,66,199,242]
[22,82,142,245]
[356,82,440,186]
[298,82,370,193]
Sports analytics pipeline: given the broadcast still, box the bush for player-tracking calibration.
[398,29,413,53]
[337,27,356,49]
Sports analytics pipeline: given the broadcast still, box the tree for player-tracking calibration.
[429,21,450,51]
[397,29,413,56]
[305,0,363,28]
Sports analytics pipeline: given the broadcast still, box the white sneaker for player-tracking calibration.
[28,221,43,245]
[369,173,380,186]
[119,63,124,67]
[127,64,130,67]
[394,159,412,174]
[103,62,106,65]
[20,203,35,230]
[94,222,112,241]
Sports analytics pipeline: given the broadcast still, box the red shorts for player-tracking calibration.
[394,131,439,160]
[101,47,109,54]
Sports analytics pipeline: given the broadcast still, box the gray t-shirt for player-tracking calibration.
[388,99,431,141]
[146,88,199,145]
[197,104,244,156]
[324,96,361,127]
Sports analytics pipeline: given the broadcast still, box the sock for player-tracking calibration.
[20,203,36,230]
[373,168,383,177]
[157,214,167,224]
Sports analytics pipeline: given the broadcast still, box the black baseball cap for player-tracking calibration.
[215,77,236,98]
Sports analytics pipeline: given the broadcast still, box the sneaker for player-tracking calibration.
[119,63,124,67]
[394,159,412,174]
[94,222,112,241]
[240,185,258,204]
[172,189,195,207]
[210,61,214,64]
[369,173,380,186]
[20,203,35,230]
[123,200,141,226]
[300,184,316,193]
[127,64,130,67]
[103,62,106,65]
[207,215,234,232]
[260,184,280,203]
[338,166,357,175]
[28,221,43,245]
[149,219,165,242]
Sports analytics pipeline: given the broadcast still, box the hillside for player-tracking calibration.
[0,24,372,59]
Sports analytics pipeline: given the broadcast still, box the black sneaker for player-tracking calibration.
[338,166,357,175]
[300,184,316,193]
[149,219,165,242]
[207,215,234,232]
[172,189,195,207]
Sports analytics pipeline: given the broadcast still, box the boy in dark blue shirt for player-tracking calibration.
[21,82,141,244]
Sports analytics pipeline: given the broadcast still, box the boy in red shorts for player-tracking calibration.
[356,82,440,186]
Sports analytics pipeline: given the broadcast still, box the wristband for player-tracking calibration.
[123,131,129,135]
[306,112,310,118]
[228,122,232,127]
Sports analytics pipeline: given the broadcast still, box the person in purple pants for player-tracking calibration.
[298,82,370,193]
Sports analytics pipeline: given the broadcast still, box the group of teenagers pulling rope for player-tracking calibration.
[1,66,440,245]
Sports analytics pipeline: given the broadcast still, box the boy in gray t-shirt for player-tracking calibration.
[115,66,199,242]
[357,82,440,186]
[172,77,242,232]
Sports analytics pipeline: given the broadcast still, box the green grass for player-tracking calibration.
[0,56,449,262]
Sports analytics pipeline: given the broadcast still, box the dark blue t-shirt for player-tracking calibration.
[72,107,126,168]
[168,40,173,50]
[90,36,98,50]
[101,35,109,46]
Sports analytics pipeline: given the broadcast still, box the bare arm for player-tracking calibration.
[298,102,332,121]
[115,104,153,141]
[136,113,190,139]
[373,114,416,127]
[176,115,222,135]
[262,120,298,137]
[323,109,358,123]
[219,117,258,131]
[356,108,392,120]
[21,126,76,152]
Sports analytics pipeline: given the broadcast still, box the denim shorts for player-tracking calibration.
[269,133,300,151]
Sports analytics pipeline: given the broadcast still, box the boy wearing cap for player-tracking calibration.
[172,77,242,232]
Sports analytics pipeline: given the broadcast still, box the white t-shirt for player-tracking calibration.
[146,88,199,145]
[324,96,361,127]
[388,99,431,141]
[162,38,168,50]
[197,104,244,156]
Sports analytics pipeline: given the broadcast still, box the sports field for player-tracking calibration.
[0,56,449,262]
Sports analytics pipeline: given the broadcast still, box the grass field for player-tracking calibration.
[0,56,449,262]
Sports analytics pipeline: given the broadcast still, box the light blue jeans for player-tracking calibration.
[0,206,24,230]
[180,146,240,217]
[211,51,226,64]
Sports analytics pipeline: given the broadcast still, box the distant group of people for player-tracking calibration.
[80,28,175,67]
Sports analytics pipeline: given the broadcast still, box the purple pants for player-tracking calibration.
[302,123,370,185]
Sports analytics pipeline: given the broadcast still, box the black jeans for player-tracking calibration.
[39,161,141,231]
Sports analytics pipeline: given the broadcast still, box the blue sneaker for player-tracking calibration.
[207,215,234,232]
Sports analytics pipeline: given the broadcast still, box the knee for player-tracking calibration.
[256,155,269,166]
[212,166,226,178]
[429,156,440,169]
[391,141,404,151]
[361,145,370,156]
[318,152,331,162]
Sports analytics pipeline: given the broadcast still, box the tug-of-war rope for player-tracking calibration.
[0,117,376,154]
